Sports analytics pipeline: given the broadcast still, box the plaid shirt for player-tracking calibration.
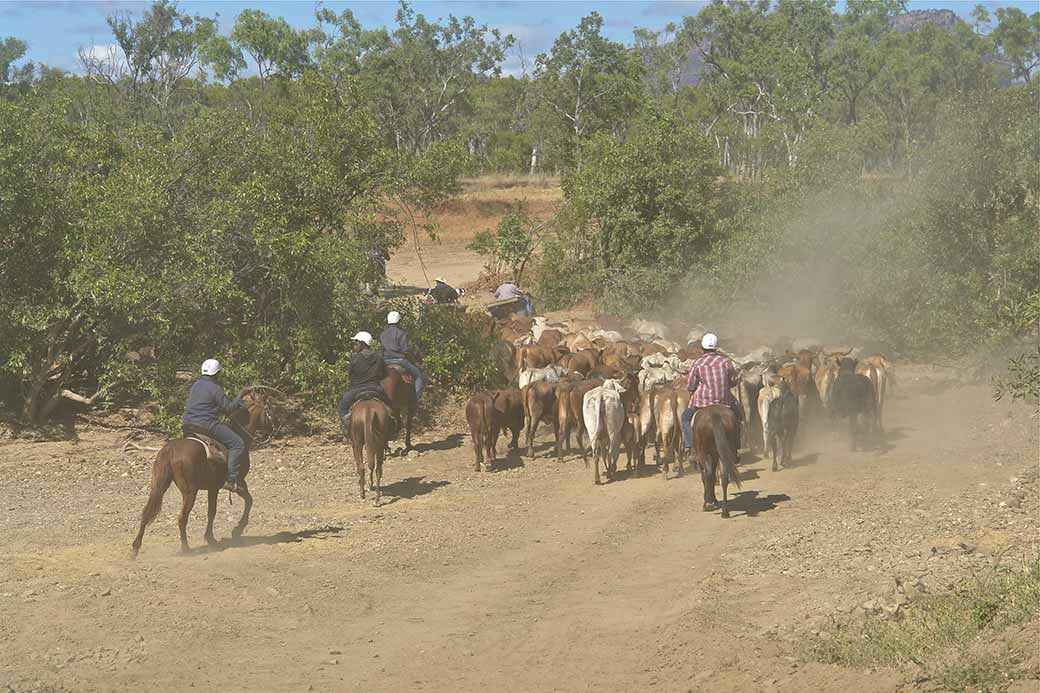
[687,351,739,410]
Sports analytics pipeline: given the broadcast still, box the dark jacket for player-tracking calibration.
[379,324,416,360]
[349,348,386,386]
[183,376,244,429]
[430,282,459,304]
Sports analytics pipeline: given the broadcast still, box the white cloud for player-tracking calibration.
[78,42,126,69]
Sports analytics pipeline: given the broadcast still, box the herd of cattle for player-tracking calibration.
[467,314,893,484]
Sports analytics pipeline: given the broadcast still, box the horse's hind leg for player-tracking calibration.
[720,456,731,519]
[353,440,366,499]
[231,481,252,539]
[178,488,199,553]
[204,489,219,546]
[700,454,718,512]
[374,449,384,507]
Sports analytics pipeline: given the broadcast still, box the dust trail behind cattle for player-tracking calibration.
[666,181,915,353]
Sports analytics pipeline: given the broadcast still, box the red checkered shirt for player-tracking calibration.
[686,351,739,410]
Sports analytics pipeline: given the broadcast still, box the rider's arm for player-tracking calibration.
[216,384,245,415]
[687,366,700,393]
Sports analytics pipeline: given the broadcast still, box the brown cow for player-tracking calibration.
[562,333,596,352]
[777,362,820,424]
[516,344,557,372]
[523,382,558,458]
[465,393,495,472]
[566,379,604,462]
[558,349,599,376]
[538,329,565,349]
[856,356,889,432]
[489,389,525,454]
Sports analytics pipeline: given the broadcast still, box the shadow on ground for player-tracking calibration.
[194,525,345,555]
[414,434,464,453]
[721,491,791,518]
[379,476,450,505]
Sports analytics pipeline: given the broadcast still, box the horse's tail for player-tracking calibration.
[132,444,176,556]
[144,447,174,520]
[364,406,378,469]
[711,409,742,490]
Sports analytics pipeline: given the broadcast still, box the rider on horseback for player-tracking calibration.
[681,333,743,455]
[380,311,425,399]
[183,359,252,493]
[337,332,393,434]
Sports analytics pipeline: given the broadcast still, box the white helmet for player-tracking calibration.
[701,333,719,350]
[352,331,373,346]
[201,358,222,375]
[434,277,447,284]
[386,311,401,324]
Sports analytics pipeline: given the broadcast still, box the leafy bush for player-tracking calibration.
[993,346,1040,404]
[467,200,542,284]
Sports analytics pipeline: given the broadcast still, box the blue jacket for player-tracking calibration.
[183,376,244,429]
[379,325,416,360]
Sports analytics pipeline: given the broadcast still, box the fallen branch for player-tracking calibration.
[123,440,161,453]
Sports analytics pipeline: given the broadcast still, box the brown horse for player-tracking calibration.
[350,399,392,505]
[130,395,273,557]
[382,366,416,451]
[691,405,743,518]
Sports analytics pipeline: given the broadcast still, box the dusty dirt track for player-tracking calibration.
[1,371,1037,692]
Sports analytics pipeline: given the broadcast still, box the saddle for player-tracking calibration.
[386,363,415,385]
[182,426,227,465]
[342,393,400,441]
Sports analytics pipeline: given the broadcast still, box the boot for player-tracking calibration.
[339,414,350,437]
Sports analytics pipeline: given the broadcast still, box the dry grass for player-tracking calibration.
[427,175,562,244]
[805,558,1040,692]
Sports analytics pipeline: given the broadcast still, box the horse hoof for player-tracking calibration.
[205,536,218,547]
[721,510,731,519]
[231,528,243,539]
[702,503,718,512]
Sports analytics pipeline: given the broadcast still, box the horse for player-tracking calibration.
[130,394,273,557]
[382,366,416,452]
[691,405,743,518]
[350,399,392,505]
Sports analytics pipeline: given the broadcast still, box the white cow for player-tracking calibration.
[757,374,783,455]
[518,364,568,389]
[630,319,669,340]
[582,379,627,485]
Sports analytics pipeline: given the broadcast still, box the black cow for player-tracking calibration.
[829,358,877,451]
[766,379,799,471]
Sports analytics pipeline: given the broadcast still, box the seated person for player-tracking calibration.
[379,311,425,399]
[429,277,460,304]
[336,332,393,433]
[493,280,532,315]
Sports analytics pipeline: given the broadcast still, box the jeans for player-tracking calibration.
[208,423,245,482]
[337,384,390,419]
[384,358,425,398]
[681,404,743,451]
[681,407,698,450]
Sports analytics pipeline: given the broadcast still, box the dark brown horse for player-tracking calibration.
[382,366,415,451]
[691,405,743,518]
[130,395,273,557]
[350,399,392,505]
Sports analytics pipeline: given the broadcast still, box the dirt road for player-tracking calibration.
[1,371,1036,692]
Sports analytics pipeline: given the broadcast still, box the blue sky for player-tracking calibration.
[2,0,1036,74]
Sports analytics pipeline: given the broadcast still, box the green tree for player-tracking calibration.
[317,1,513,153]
[534,13,643,167]
[990,7,1040,83]
[538,110,720,311]
[80,0,220,131]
